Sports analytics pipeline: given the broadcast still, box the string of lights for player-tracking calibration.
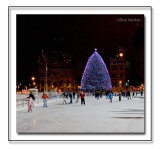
[81,49,112,91]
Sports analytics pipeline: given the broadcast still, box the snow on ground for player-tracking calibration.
[16,96,144,133]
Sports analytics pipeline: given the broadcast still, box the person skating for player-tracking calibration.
[41,92,50,108]
[108,92,113,103]
[127,90,131,100]
[27,92,35,107]
[69,92,73,104]
[75,91,80,103]
[100,91,102,98]
[73,92,75,99]
[118,92,121,101]
[27,97,33,112]
[80,91,85,105]
[96,91,100,99]
[132,92,135,98]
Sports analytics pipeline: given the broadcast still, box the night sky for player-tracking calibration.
[17,14,144,86]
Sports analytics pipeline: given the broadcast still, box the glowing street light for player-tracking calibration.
[32,77,35,81]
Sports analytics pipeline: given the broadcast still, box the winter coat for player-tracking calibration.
[28,98,33,106]
[80,93,85,99]
[108,93,113,99]
[27,93,35,100]
[69,93,72,98]
[118,93,121,97]
[42,94,49,99]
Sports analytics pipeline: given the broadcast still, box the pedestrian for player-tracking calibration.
[80,91,85,105]
[118,92,121,101]
[108,92,113,103]
[69,92,72,104]
[41,92,50,108]
[27,97,33,112]
[141,91,143,96]
[27,92,35,107]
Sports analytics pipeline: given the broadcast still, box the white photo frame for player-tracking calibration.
[9,6,152,141]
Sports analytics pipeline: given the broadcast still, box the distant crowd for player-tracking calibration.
[25,90,144,112]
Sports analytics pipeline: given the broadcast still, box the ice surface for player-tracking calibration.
[16,96,144,133]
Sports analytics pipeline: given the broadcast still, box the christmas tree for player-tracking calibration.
[81,49,112,91]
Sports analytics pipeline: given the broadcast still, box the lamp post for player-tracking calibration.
[45,60,48,93]
[42,49,48,93]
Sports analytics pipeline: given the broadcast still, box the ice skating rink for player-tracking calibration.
[16,96,144,133]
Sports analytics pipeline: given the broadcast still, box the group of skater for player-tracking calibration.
[26,91,86,112]
[63,91,85,105]
[94,90,144,103]
[26,92,50,112]
[26,90,144,112]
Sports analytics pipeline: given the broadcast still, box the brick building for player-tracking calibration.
[38,49,77,92]
[109,48,126,92]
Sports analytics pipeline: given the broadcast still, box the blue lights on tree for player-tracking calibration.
[81,49,112,91]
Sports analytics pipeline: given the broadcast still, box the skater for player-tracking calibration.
[69,92,73,104]
[62,92,66,99]
[73,92,75,99]
[27,92,35,107]
[76,91,80,103]
[80,91,85,105]
[118,92,121,101]
[105,91,109,99]
[132,92,135,98]
[127,91,131,100]
[96,91,100,99]
[27,97,33,112]
[108,92,113,103]
[100,91,102,98]
[66,92,69,99]
[41,92,50,108]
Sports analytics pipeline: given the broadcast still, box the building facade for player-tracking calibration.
[38,49,77,92]
[109,48,126,92]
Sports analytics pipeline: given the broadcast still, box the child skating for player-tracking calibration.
[41,92,50,108]
[27,97,33,112]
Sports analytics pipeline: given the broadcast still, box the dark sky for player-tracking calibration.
[17,14,144,85]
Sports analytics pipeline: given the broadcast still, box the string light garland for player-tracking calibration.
[81,49,112,91]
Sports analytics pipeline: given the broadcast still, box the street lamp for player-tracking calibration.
[32,77,35,81]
